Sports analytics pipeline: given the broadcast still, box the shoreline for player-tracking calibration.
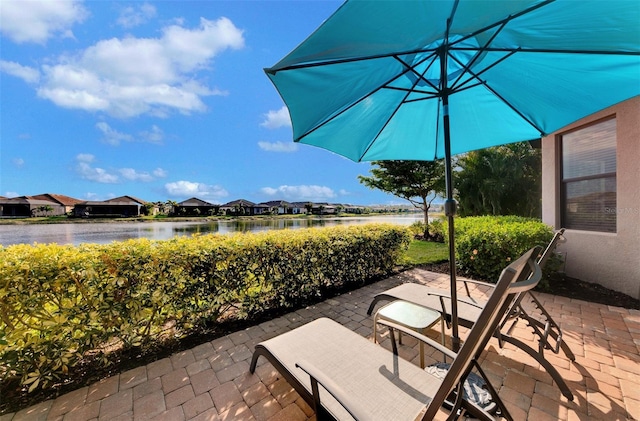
[0,212,431,226]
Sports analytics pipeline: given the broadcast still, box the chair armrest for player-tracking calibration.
[424,290,486,310]
[458,278,496,289]
[376,319,458,361]
[295,359,368,421]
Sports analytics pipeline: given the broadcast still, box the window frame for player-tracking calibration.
[559,116,617,233]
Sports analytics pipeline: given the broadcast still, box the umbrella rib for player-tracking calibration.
[445,0,460,42]
[470,72,546,135]
[404,84,480,103]
[385,86,439,97]
[393,53,440,93]
[449,49,518,93]
[449,0,555,49]
[266,45,638,76]
[266,45,639,76]
[294,55,436,145]
[450,19,510,90]
[451,47,640,56]
[266,48,439,75]
[444,48,545,134]
[357,58,432,161]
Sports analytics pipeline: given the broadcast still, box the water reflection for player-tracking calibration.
[0,215,423,246]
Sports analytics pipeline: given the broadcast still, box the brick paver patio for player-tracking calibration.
[3,268,639,420]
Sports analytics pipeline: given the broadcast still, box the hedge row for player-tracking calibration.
[447,216,554,281]
[0,224,410,392]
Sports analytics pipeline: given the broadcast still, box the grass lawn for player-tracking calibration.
[400,240,449,266]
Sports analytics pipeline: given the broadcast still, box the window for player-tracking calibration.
[561,118,616,232]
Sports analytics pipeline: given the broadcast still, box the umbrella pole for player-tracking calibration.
[443,97,461,353]
[440,40,460,352]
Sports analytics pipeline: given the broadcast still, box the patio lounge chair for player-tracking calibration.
[367,229,576,401]
[250,247,541,421]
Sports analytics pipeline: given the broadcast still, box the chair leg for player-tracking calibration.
[389,328,399,356]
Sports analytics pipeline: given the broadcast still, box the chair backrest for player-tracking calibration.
[421,246,542,420]
[537,228,566,269]
[500,229,565,325]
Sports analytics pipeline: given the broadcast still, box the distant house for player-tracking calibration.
[253,203,270,215]
[220,199,258,216]
[259,200,293,215]
[176,197,218,216]
[73,196,147,218]
[311,203,337,215]
[343,204,368,214]
[290,202,312,214]
[0,196,66,217]
[32,193,83,214]
[104,195,147,207]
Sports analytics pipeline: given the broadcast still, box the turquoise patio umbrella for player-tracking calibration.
[265,0,640,350]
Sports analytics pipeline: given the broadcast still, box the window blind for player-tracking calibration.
[561,118,616,233]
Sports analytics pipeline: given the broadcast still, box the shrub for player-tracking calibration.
[0,224,409,392]
[446,216,554,281]
[408,219,445,242]
[429,218,445,242]
[408,221,426,237]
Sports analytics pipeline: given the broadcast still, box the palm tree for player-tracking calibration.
[165,200,179,216]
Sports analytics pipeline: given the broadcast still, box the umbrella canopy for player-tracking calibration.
[264,0,640,349]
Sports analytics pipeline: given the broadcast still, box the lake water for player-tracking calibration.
[0,215,423,246]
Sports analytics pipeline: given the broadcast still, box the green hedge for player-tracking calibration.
[447,216,554,281]
[0,224,409,392]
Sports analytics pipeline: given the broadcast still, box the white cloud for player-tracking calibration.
[119,168,154,182]
[96,122,164,145]
[12,158,25,168]
[140,125,164,144]
[4,192,19,198]
[0,61,40,84]
[257,141,298,153]
[164,180,228,202]
[76,161,119,184]
[153,168,168,178]
[74,154,161,184]
[261,187,278,195]
[76,153,95,163]
[116,3,156,28]
[34,17,244,118]
[260,106,291,129]
[0,0,88,44]
[260,185,337,201]
[96,122,133,145]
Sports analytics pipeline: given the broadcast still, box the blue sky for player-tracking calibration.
[0,0,407,206]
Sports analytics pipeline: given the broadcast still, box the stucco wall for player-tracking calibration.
[542,96,640,300]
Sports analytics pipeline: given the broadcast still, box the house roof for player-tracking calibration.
[0,196,62,206]
[32,193,83,206]
[104,195,147,204]
[290,202,313,207]
[259,200,292,207]
[77,201,141,206]
[179,197,215,206]
[221,199,256,207]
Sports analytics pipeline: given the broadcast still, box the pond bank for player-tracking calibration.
[0,212,428,225]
